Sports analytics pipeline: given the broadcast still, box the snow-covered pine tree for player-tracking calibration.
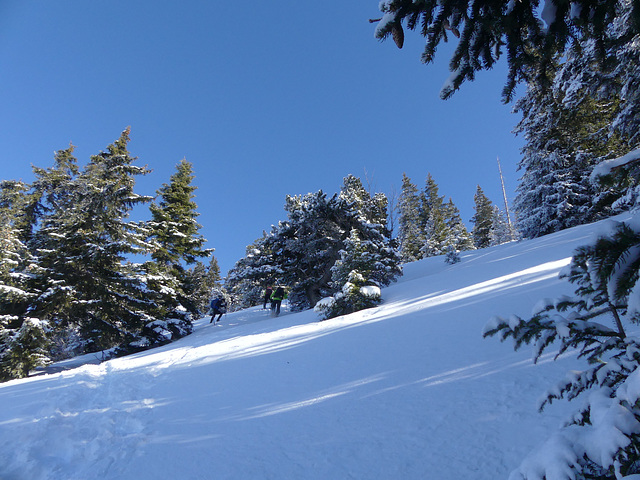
[397,173,425,262]
[513,80,630,239]
[419,173,448,258]
[0,181,50,380]
[317,176,401,319]
[548,0,640,147]
[315,230,383,320]
[230,175,401,312]
[273,190,346,311]
[333,181,401,284]
[185,255,222,315]
[35,129,155,353]
[226,233,281,310]
[148,159,211,267]
[443,198,474,263]
[146,158,214,325]
[471,186,494,249]
[489,206,516,247]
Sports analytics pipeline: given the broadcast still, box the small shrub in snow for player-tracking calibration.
[315,270,382,320]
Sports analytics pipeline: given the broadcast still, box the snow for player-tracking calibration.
[0,214,635,479]
[590,148,640,181]
[360,285,381,297]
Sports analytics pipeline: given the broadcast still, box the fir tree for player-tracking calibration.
[148,159,211,267]
[226,233,281,310]
[443,198,474,259]
[0,181,49,379]
[397,174,425,262]
[471,186,494,249]
[34,129,155,352]
[274,190,346,310]
[419,174,446,258]
[229,175,401,312]
[513,82,630,239]
[147,158,214,318]
[186,255,222,314]
[489,206,515,247]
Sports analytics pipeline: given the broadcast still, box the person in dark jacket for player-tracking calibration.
[270,286,286,317]
[263,286,273,310]
[210,297,227,323]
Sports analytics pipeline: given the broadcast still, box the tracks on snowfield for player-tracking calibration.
[1,361,157,480]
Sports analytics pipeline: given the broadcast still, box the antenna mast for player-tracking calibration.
[497,157,514,236]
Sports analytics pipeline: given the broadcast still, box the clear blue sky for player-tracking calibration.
[0,1,523,276]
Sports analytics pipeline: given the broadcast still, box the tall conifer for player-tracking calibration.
[397,174,424,262]
[471,186,494,249]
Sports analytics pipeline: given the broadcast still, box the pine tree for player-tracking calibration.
[274,190,346,310]
[0,181,49,379]
[419,174,447,258]
[489,206,515,246]
[316,231,383,320]
[226,233,280,310]
[148,159,211,267]
[337,176,401,289]
[443,198,474,260]
[471,186,494,249]
[229,175,401,312]
[35,129,155,352]
[513,80,630,239]
[147,158,214,318]
[186,255,222,314]
[397,174,425,262]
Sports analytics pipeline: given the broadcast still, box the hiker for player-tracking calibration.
[263,286,273,310]
[270,286,287,317]
[210,297,227,323]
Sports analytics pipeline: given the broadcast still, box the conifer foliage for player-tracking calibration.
[34,129,155,352]
[227,175,402,316]
[145,158,214,333]
[397,173,475,263]
[484,218,640,478]
[0,129,218,380]
[471,186,494,249]
[373,0,640,102]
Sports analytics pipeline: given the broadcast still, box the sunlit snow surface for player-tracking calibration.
[0,214,633,479]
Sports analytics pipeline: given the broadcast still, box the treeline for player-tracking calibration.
[0,128,220,380]
[225,172,516,316]
[396,173,516,264]
[226,175,403,317]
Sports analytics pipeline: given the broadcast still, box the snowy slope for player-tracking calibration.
[0,216,627,480]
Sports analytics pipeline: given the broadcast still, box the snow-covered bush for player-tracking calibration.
[0,317,50,380]
[315,270,382,320]
[484,217,640,479]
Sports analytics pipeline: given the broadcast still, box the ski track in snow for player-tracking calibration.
[1,362,156,480]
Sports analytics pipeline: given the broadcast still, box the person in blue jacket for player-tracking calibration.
[210,297,227,323]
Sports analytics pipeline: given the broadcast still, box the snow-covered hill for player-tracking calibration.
[0,216,626,480]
